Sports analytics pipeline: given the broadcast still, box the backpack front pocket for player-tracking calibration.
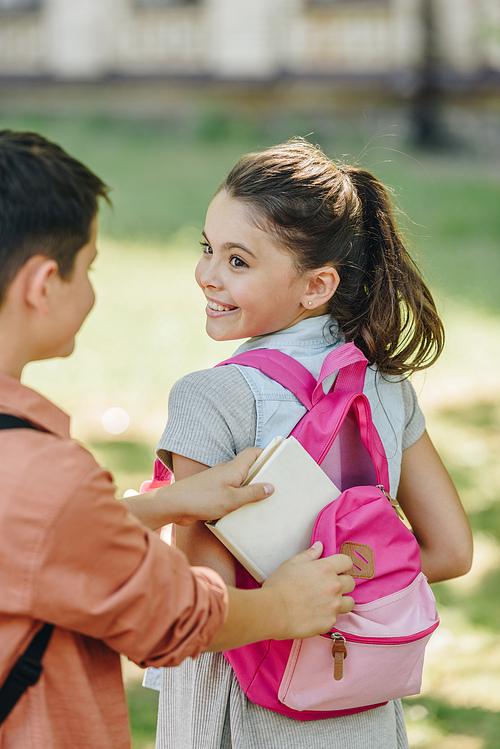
[278,572,439,712]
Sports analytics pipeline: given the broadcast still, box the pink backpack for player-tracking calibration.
[140,459,173,493]
[215,342,439,719]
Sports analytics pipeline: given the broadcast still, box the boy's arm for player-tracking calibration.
[122,448,272,535]
[208,545,355,651]
[123,448,356,650]
[397,430,473,583]
[165,457,356,649]
[125,450,356,648]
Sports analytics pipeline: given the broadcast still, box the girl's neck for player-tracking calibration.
[249,312,334,342]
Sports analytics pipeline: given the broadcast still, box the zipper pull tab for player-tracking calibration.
[377,484,404,521]
[331,633,348,681]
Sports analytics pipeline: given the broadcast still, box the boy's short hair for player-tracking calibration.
[0,130,110,307]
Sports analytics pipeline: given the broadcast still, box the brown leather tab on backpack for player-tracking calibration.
[340,542,375,579]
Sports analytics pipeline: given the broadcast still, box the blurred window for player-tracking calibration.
[0,0,41,10]
[307,1,386,4]
[134,0,199,7]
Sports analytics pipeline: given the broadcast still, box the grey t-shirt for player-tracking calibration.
[157,365,425,471]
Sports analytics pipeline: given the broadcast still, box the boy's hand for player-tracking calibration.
[207,545,355,651]
[261,545,355,640]
[163,448,273,526]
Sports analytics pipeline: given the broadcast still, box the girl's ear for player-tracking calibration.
[23,256,60,314]
[301,265,340,310]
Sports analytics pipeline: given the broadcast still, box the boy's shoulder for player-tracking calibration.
[1,420,111,503]
[0,373,113,505]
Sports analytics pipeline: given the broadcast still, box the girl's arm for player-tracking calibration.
[173,453,238,586]
[396,429,473,583]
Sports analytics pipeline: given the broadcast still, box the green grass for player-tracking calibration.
[374,161,500,314]
[125,682,159,749]
[2,107,499,748]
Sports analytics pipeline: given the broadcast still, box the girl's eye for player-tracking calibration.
[200,241,212,255]
[230,255,248,269]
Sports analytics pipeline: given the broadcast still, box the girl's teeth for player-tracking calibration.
[208,301,233,312]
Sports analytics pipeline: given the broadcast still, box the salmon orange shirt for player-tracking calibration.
[0,372,228,748]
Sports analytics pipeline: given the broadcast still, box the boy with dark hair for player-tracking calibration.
[0,130,109,305]
[0,130,354,748]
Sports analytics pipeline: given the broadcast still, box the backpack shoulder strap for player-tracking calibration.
[0,414,53,725]
[0,624,54,724]
[218,345,390,492]
[216,349,316,410]
[315,342,367,399]
[217,342,368,406]
[0,414,40,431]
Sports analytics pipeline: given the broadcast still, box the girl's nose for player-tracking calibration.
[196,257,223,290]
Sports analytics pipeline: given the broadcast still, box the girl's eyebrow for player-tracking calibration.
[202,231,256,258]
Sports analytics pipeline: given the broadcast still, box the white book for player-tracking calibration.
[206,436,340,583]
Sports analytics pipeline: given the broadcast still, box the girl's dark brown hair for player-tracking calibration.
[218,138,444,376]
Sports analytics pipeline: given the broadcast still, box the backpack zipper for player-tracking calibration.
[330,633,348,680]
[323,621,440,681]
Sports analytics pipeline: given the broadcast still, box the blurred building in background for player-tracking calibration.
[0,0,498,87]
[0,0,498,150]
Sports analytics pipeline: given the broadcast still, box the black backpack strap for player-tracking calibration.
[0,414,53,724]
[0,414,39,431]
[0,624,54,724]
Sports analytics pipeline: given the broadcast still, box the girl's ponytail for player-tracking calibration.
[221,138,444,377]
[332,167,445,376]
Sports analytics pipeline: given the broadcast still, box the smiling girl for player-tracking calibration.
[151,139,472,749]
[197,190,322,341]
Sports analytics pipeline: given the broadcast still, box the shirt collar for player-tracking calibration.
[234,315,343,355]
[0,371,71,438]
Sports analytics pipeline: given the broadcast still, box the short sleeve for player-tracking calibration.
[156,365,257,470]
[401,379,426,450]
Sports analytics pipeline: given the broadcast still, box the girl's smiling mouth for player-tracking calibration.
[206,298,238,314]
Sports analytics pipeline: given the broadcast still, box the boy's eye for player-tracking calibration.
[200,241,212,255]
[230,255,248,269]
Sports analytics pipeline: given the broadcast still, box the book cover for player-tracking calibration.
[206,436,340,582]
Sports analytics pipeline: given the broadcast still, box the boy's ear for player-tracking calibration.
[302,265,340,310]
[22,256,60,314]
